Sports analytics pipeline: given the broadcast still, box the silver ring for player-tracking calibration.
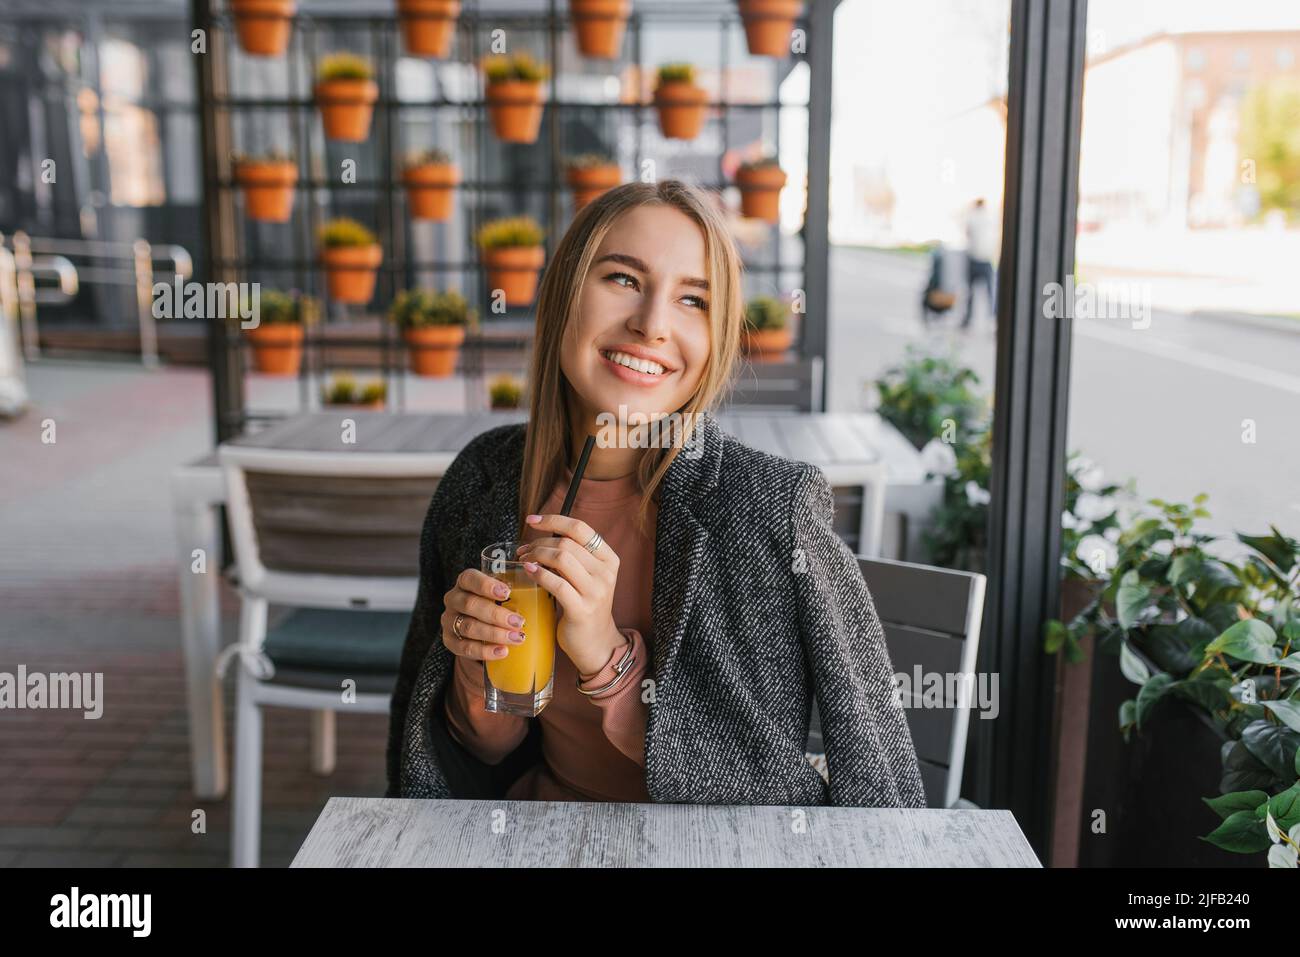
[452,613,467,639]
[584,531,604,555]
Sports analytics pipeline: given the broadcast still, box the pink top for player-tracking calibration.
[444,465,656,801]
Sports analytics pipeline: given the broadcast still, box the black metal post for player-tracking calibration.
[802,0,838,411]
[973,0,1088,856]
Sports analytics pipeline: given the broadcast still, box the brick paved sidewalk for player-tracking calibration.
[0,363,390,867]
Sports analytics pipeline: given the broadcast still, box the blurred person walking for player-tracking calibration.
[962,197,998,330]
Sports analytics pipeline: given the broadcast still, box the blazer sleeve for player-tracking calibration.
[789,463,928,808]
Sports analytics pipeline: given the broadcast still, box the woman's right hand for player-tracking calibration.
[440,569,526,661]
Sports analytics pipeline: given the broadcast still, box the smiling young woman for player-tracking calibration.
[388,179,926,808]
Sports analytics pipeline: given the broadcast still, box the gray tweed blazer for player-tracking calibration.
[386,411,926,807]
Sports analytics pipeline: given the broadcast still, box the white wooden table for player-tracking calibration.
[291,797,1042,867]
[171,410,928,799]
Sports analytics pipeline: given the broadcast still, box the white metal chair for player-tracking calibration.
[219,444,444,867]
[806,556,986,809]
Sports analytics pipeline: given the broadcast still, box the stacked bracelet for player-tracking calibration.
[576,635,636,697]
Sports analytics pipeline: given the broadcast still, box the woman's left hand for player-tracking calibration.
[516,513,628,677]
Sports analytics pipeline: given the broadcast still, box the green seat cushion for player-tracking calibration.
[263,608,410,674]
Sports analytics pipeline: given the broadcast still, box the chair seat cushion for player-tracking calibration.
[263,608,410,675]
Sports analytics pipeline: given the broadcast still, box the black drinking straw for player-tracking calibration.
[559,434,597,517]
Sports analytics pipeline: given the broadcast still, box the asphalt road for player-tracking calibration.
[828,246,1300,542]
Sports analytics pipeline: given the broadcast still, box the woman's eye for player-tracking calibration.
[608,271,639,290]
[682,295,708,311]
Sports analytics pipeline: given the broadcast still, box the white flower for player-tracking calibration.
[965,480,991,507]
[1102,526,1121,543]
[919,438,959,478]
[1074,492,1115,523]
[1061,510,1081,531]
[1076,534,1118,575]
[1075,463,1106,492]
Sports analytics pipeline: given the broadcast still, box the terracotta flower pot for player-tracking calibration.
[315,78,379,141]
[482,245,545,306]
[570,0,630,59]
[324,400,385,411]
[397,0,461,57]
[742,326,793,358]
[246,323,303,375]
[653,81,708,140]
[234,160,298,222]
[231,0,296,57]
[566,164,622,213]
[403,163,459,221]
[321,244,383,303]
[737,0,802,57]
[736,164,787,223]
[404,325,465,377]
[486,80,545,143]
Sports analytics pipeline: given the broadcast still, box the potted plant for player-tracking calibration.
[1044,497,1300,866]
[319,218,382,304]
[321,373,387,410]
[564,153,622,213]
[735,155,787,224]
[244,289,317,375]
[736,0,802,57]
[397,0,461,58]
[230,0,296,57]
[389,288,475,377]
[232,150,298,222]
[483,52,549,144]
[742,295,793,357]
[403,147,459,221]
[569,0,630,59]
[653,62,708,140]
[489,374,525,410]
[315,53,379,142]
[476,216,546,306]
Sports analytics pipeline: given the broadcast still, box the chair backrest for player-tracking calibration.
[827,465,888,558]
[807,556,985,809]
[725,357,823,412]
[219,445,443,611]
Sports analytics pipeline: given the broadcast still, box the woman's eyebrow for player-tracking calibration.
[594,252,710,291]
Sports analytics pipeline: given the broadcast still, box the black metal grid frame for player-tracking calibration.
[192,0,822,439]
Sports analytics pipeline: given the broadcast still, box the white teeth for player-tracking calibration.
[602,350,666,376]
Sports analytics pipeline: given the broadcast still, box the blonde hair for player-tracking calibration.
[517,180,744,539]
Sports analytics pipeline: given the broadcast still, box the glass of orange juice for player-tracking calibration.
[480,541,557,717]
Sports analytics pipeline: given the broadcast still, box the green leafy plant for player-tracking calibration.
[482,52,549,84]
[404,146,453,168]
[743,295,789,331]
[738,155,781,173]
[656,62,696,86]
[564,152,617,170]
[321,373,386,406]
[1043,498,1300,865]
[318,52,374,82]
[319,218,377,248]
[489,374,524,408]
[874,345,988,451]
[388,289,475,329]
[475,215,545,249]
[255,289,319,326]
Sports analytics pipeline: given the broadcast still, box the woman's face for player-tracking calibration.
[560,204,713,425]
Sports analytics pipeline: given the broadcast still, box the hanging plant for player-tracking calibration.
[736,0,802,57]
[653,62,707,140]
[403,147,460,221]
[315,53,379,142]
[741,295,793,358]
[396,0,461,58]
[318,218,382,304]
[321,373,387,410]
[476,216,546,306]
[389,289,476,377]
[244,289,318,375]
[232,150,298,223]
[564,153,622,213]
[735,155,787,223]
[569,0,631,59]
[230,0,296,58]
[483,52,550,143]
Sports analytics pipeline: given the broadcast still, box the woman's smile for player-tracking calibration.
[598,347,676,387]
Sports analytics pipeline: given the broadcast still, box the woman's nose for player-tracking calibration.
[630,290,673,340]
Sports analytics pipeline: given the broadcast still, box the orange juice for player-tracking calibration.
[484,571,557,696]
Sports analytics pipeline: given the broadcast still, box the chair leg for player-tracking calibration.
[310,709,336,776]
[231,669,264,868]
